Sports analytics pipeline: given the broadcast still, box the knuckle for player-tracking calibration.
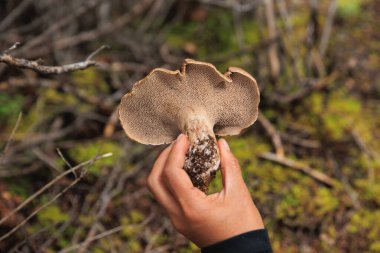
[146,175,155,191]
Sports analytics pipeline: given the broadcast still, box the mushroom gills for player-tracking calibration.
[183,116,220,193]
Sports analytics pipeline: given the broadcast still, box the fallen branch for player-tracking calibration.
[0,172,84,242]
[258,111,285,158]
[0,153,112,227]
[0,42,108,74]
[259,152,337,187]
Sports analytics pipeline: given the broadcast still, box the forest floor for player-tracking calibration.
[0,0,379,252]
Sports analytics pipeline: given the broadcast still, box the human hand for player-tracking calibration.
[146,134,264,247]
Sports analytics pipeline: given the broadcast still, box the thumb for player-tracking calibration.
[164,134,199,200]
[218,139,245,196]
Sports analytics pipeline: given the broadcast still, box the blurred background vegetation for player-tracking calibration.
[0,0,379,252]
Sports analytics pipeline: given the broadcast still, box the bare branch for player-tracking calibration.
[259,152,337,187]
[0,153,112,227]
[0,174,83,242]
[2,42,21,54]
[86,45,110,61]
[258,111,285,158]
[0,43,108,74]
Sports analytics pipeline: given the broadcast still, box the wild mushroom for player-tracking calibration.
[119,59,260,193]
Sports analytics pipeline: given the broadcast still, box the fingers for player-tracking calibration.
[163,134,203,202]
[218,139,246,196]
[146,143,179,214]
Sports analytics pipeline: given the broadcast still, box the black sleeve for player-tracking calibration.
[201,229,272,253]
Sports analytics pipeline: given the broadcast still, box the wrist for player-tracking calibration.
[201,229,272,253]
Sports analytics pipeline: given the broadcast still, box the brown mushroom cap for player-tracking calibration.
[118,59,260,145]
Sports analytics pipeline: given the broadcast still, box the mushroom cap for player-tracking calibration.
[118,59,260,145]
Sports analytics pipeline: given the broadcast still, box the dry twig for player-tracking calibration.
[259,152,337,187]
[0,173,84,241]
[0,43,108,74]
[0,153,112,227]
[258,111,285,158]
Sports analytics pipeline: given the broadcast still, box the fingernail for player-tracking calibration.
[176,133,184,142]
[221,139,230,151]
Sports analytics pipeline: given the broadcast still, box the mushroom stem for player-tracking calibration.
[183,117,220,193]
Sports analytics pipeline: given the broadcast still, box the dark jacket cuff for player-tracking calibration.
[201,229,272,253]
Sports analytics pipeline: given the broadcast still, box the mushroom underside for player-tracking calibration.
[118,59,260,193]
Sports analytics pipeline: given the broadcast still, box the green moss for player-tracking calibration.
[57,238,70,249]
[79,215,95,226]
[44,88,77,106]
[242,18,260,45]
[304,90,362,140]
[68,140,122,175]
[166,22,198,48]
[309,93,324,115]
[0,93,24,120]
[6,178,32,199]
[370,242,380,252]
[229,135,270,161]
[178,242,199,253]
[121,225,140,238]
[208,170,223,193]
[126,238,142,253]
[120,210,145,238]
[72,68,108,95]
[129,209,145,223]
[355,176,380,205]
[37,205,69,226]
[315,188,339,217]
[337,0,365,18]
[275,185,305,220]
[92,247,106,253]
[324,92,361,139]
[166,10,238,60]
[347,210,380,251]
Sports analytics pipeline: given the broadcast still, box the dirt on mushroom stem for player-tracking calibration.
[183,116,220,193]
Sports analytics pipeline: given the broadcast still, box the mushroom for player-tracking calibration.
[119,59,260,193]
